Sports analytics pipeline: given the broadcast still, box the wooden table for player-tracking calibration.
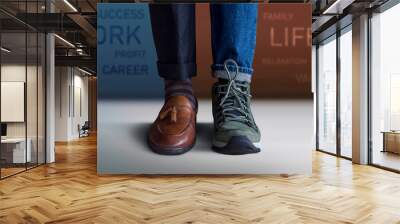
[382,131,400,154]
[1,138,32,165]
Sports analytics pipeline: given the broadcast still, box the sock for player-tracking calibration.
[164,79,196,108]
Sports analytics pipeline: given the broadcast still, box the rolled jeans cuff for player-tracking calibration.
[212,64,253,83]
[157,62,197,80]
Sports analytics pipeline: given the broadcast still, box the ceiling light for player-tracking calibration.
[323,0,355,15]
[63,0,78,12]
[1,47,11,53]
[78,67,93,76]
[54,34,75,48]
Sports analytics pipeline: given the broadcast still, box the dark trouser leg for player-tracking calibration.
[210,3,258,82]
[149,4,196,80]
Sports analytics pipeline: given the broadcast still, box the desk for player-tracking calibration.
[1,138,31,164]
[382,131,400,154]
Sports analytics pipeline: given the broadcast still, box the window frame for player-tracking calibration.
[315,22,353,161]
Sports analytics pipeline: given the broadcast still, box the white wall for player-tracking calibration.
[1,63,46,164]
[1,64,40,138]
[71,73,89,138]
[55,66,70,141]
[1,82,25,122]
[1,65,26,133]
[55,67,89,141]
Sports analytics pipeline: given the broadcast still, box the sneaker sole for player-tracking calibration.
[212,136,261,155]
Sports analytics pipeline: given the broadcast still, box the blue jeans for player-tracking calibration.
[150,3,258,82]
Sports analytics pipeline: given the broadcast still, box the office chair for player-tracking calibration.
[79,121,90,138]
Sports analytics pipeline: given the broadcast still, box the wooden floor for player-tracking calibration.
[372,151,400,171]
[1,135,400,224]
[1,167,26,178]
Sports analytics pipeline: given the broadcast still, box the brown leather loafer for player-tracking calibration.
[148,95,197,155]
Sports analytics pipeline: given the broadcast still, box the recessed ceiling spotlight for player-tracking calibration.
[63,0,78,12]
[1,47,11,53]
[323,0,355,15]
[54,34,75,48]
[78,67,93,76]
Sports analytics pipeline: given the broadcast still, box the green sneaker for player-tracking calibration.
[212,60,261,155]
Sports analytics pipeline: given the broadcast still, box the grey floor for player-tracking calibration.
[98,99,313,174]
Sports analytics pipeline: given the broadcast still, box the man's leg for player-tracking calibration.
[148,4,197,155]
[210,3,258,82]
[210,3,261,155]
[149,4,196,81]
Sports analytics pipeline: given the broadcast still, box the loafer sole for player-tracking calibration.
[148,136,196,156]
